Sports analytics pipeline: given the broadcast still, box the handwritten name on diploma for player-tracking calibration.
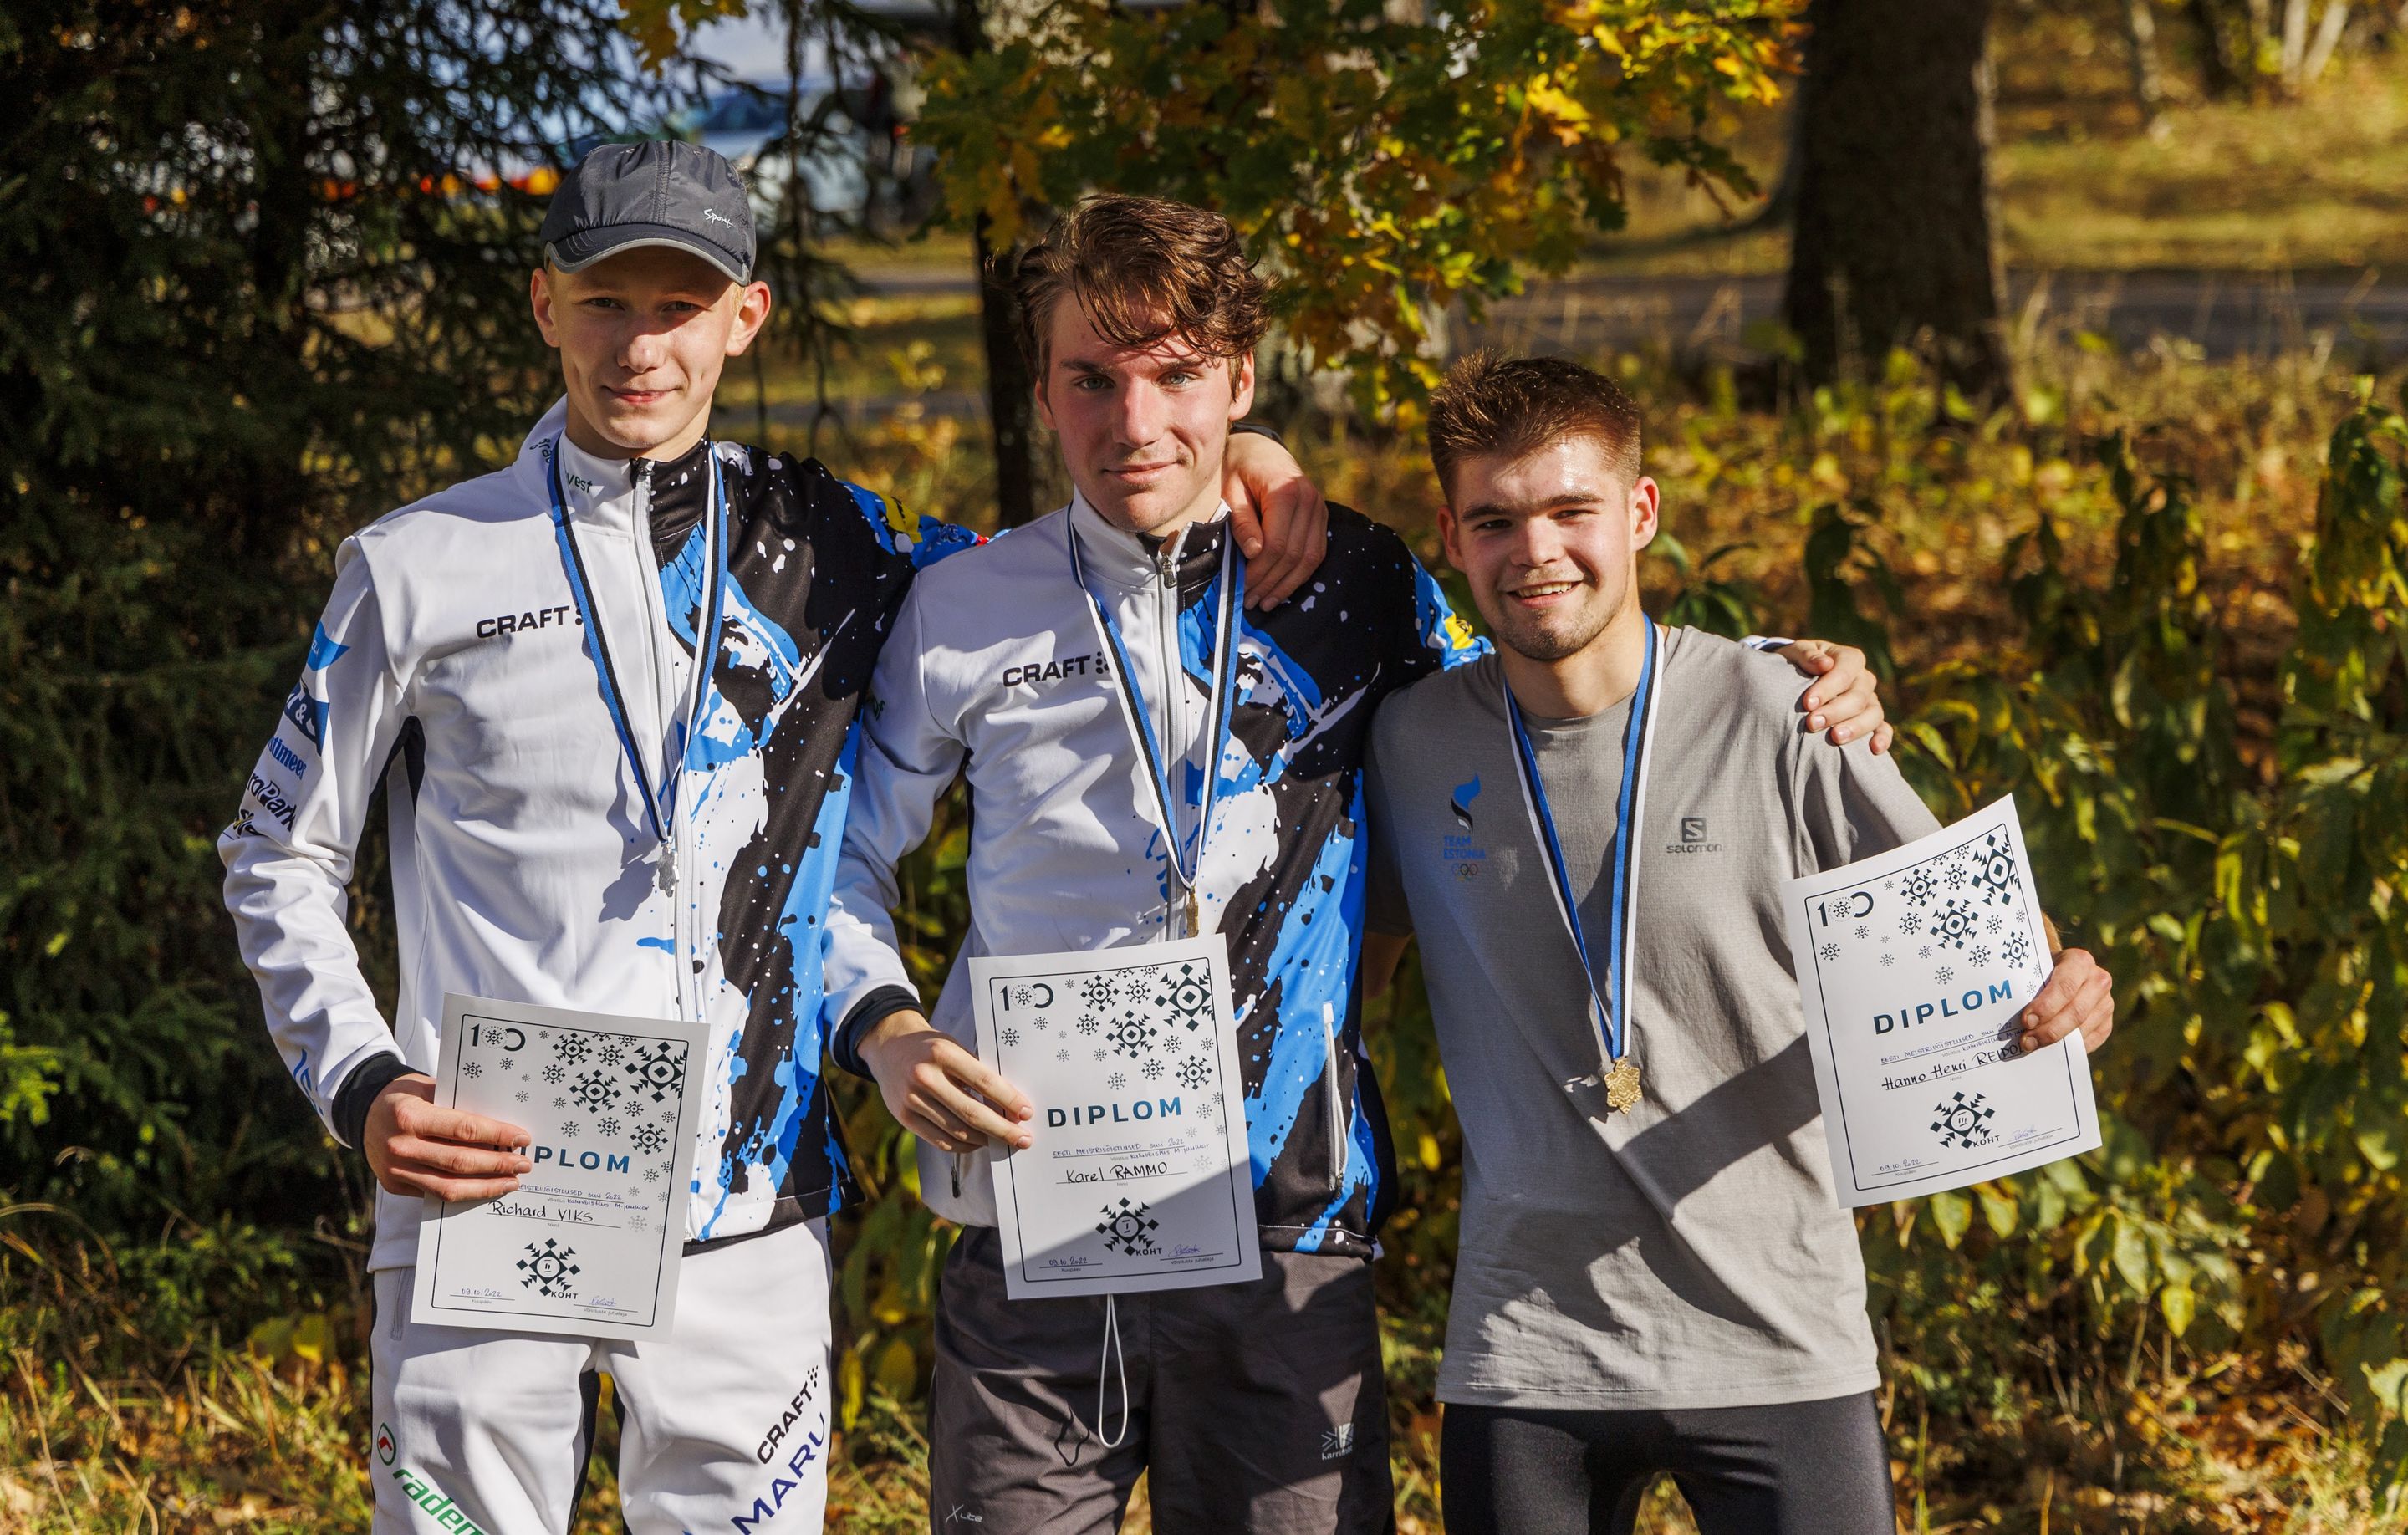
[973,936,1263,1298]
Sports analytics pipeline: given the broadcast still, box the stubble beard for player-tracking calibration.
[1489,582,1618,665]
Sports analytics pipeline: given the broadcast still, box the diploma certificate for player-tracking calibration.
[1781,795,2101,1207]
[411,994,706,1339]
[972,937,1263,1299]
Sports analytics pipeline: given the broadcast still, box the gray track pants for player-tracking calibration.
[926,1225,1394,1535]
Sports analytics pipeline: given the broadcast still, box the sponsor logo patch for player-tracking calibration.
[1443,774,1487,878]
[247,773,300,829]
[476,604,579,641]
[1666,813,1720,854]
[998,651,1110,689]
[390,1464,489,1533]
[266,735,309,782]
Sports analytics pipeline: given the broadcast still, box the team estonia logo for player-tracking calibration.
[1449,774,1482,833]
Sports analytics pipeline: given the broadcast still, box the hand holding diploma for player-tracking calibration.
[861,1011,1037,1155]
[2013,940,2115,1058]
[1782,795,2115,1207]
[365,1074,533,1201]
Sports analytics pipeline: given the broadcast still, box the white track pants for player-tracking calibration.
[368,1216,833,1535]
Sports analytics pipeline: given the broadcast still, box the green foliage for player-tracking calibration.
[1772,375,2408,1504]
[0,2,678,1229]
[910,0,1801,412]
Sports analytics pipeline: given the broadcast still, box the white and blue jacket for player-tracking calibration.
[220,410,975,1271]
[824,495,1481,1258]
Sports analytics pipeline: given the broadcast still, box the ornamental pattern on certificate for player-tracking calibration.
[973,936,1263,1299]
[1781,795,2102,1207]
[410,994,707,1340]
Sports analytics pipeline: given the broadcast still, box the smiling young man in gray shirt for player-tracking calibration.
[1363,355,2117,1534]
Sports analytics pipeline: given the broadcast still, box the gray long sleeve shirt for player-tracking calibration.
[1365,628,1941,1410]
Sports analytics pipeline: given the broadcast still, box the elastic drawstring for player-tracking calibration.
[1094,1294,1130,1449]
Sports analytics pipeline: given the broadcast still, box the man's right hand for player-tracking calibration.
[364,1074,533,1201]
[860,1012,1035,1155]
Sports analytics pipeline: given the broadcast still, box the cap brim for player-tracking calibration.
[547,224,750,283]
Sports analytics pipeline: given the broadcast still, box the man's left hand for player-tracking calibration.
[1773,640,1895,754]
[2018,946,2115,1057]
[1222,430,1328,609]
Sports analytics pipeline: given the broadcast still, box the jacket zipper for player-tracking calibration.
[1322,1002,1346,1194]
[629,460,689,1022]
[1156,534,1186,937]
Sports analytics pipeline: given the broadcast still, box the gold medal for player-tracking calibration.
[1602,1056,1643,1113]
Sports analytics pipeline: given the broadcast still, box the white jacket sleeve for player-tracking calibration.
[821,588,967,1044]
[218,538,411,1144]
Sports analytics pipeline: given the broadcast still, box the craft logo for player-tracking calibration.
[999,650,1108,688]
[1320,1423,1356,1461]
[1444,774,1487,880]
[1666,813,1720,854]
[753,1369,824,1464]
[375,1421,397,1466]
[1097,1197,1161,1257]
[516,1237,580,1298]
[1931,1090,1998,1150]
[476,604,579,640]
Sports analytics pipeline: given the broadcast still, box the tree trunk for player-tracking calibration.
[2187,0,2241,98]
[972,213,1040,527]
[2125,0,2167,125]
[2300,0,2353,84]
[949,0,1040,526]
[1781,0,2011,400]
[2280,0,2311,84]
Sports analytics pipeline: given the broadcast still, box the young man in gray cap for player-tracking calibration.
[219,141,1329,1535]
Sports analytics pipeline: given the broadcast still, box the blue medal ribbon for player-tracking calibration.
[1067,514,1244,937]
[1501,620,1664,1082]
[546,437,728,885]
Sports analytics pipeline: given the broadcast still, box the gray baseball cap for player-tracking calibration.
[540,140,756,283]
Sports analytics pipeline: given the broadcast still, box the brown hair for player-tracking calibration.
[1011,195,1271,372]
[1426,352,1644,501]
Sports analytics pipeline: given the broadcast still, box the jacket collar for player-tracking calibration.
[1066,491,1232,596]
[540,428,715,551]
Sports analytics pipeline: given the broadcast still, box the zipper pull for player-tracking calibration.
[1157,544,1177,586]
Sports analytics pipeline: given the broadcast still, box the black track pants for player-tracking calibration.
[1440,1392,1895,1535]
